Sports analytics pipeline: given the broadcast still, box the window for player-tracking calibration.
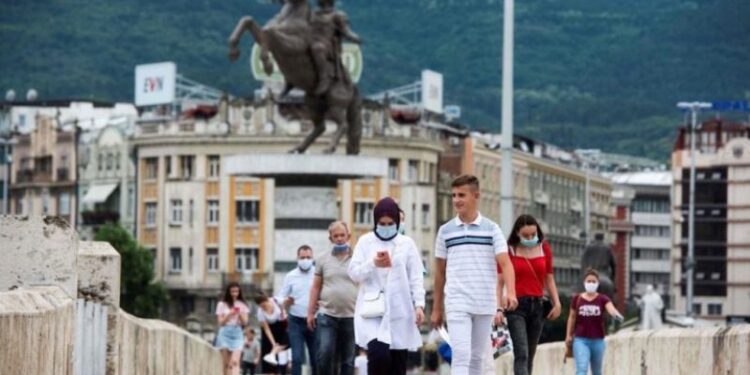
[692,303,702,316]
[145,202,157,227]
[15,196,23,215]
[170,199,183,224]
[388,159,399,181]
[208,200,220,225]
[41,190,49,215]
[236,200,260,224]
[408,160,418,182]
[98,153,103,172]
[708,304,722,316]
[208,155,220,178]
[235,248,259,271]
[106,153,113,171]
[207,248,219,272]
[180,296,194,315]
[170,247,183,273]
[188,199,194,226]
[180,155,194,179]
[207,297,218,314]
[115,152,120,170]
[144,158,158,179]
[421,203,430,228]
[59,192,70,216]
[147,248,156,270]
[634,225,670,238]
[165,156,172,177]
[354,202,374,225]
[188,247,194,274]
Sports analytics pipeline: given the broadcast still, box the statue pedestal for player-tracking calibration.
[225,154,387,290]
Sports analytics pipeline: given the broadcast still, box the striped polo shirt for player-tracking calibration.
[435,213,508,315]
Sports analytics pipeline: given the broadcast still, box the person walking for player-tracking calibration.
[215,283,251,375]
[255,294,289,374]
[348,197,426,375]
[566,269,624,375]
[307,221,359,375]
[241,328,261,375]
[431,174,518,375]
[279,245,317,375]
[497,214,562,375]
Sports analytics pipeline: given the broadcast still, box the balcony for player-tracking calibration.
[81,210,120,226]
[15,169,52,184]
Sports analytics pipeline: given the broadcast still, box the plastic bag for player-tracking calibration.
[490,324,513,359]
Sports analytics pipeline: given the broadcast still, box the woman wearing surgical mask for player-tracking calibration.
[348,197,425,375]
[497,214,561,375]
[566,269,624,375]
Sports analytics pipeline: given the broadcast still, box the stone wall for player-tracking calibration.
[495,325,750,375]
[114,310,223,375]
[0,286,76,375]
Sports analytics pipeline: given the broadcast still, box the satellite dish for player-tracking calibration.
[5,90,16,101]
[26,89,38,101]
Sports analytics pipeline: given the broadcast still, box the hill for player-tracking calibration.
[1,0,749,159]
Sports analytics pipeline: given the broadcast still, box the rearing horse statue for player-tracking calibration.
[228,0,362,155]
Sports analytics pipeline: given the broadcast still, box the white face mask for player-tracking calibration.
[584,282,599,293]
[298,259,313,271]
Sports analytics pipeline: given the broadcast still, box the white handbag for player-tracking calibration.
[360,290,386,318]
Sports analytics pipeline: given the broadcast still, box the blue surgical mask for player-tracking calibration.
[375,224,398,241]
[298,259,313,271]
[332,243,349,253]
[520,235,539,248]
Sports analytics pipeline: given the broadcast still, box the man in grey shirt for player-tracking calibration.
[307,221,359,375]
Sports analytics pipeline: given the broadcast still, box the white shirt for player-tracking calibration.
[348,232,425,350]
[279,266,315,318]
[257,299,283,324]
[435,213,508,315]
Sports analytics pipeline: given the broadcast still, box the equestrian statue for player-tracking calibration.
[228,0,363,155]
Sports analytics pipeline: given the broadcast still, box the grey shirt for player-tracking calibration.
[315,250,358,318]
[242,338,260,363]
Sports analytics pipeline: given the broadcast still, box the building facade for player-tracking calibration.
[671,120,750,321]
[77,117,138,240]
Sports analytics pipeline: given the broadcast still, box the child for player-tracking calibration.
[241,328,260,375]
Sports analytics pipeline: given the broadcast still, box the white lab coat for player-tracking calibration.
[348,232,426,350]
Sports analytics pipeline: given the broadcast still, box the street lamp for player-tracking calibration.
[500,0,515,235]
[676,101,711,318]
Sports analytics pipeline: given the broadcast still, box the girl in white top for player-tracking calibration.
[348,197,425,375]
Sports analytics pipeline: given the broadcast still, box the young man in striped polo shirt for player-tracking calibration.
[431,174,518,375]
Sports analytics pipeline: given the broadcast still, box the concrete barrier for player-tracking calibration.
[0,216,79,298]
[0,286,76,375]
[495,325,750,375]
[114,309,223,375]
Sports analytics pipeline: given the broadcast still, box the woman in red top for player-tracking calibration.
[497,214,561,375]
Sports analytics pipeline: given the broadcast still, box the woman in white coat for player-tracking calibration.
[348,197,425,375]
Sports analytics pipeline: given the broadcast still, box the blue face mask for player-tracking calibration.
[375,224,398,241]
[520,235,539,248]
[332,243,349,253]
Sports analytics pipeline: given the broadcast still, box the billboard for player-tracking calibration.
[134,62,177,106]
[421,70,443,114]
[250,43,363,84]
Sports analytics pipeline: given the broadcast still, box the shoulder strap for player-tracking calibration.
[521,245,545,291]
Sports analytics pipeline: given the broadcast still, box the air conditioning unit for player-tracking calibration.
[533,190,549,205]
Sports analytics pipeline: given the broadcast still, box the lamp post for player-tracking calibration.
[676,101,711,318]
[500,0,515,234]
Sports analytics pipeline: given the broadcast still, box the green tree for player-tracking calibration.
[94,223,168,318]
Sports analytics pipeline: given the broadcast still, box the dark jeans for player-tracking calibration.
[367,339,407,375]
[241,361,256,375]
[506,296,545,375]
[316,314,355,375]
[288,315,317,375]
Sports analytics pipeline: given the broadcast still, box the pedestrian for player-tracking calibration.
[215,282,251,375]
[255,294,289,374]
[348,197,426,375]
[307,221,359,375]
[431,174,518,375]
[497,214,562,375]
[354,348,368,375]
[241,328,261,375]
[279,245,317,375]
[565,269,624,375]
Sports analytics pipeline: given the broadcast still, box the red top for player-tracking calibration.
[497,241,553,297]
[573,293,611,339]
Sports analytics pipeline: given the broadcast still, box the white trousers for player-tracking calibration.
[447,312,493,375]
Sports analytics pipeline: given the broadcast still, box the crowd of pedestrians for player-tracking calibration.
[213,174,623,375]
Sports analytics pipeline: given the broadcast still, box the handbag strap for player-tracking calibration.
[518,243,546,292]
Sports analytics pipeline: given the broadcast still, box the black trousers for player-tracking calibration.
[506,296,545,375]
[366,339,408,375]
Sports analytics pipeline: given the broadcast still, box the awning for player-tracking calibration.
[83,183,118,204]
